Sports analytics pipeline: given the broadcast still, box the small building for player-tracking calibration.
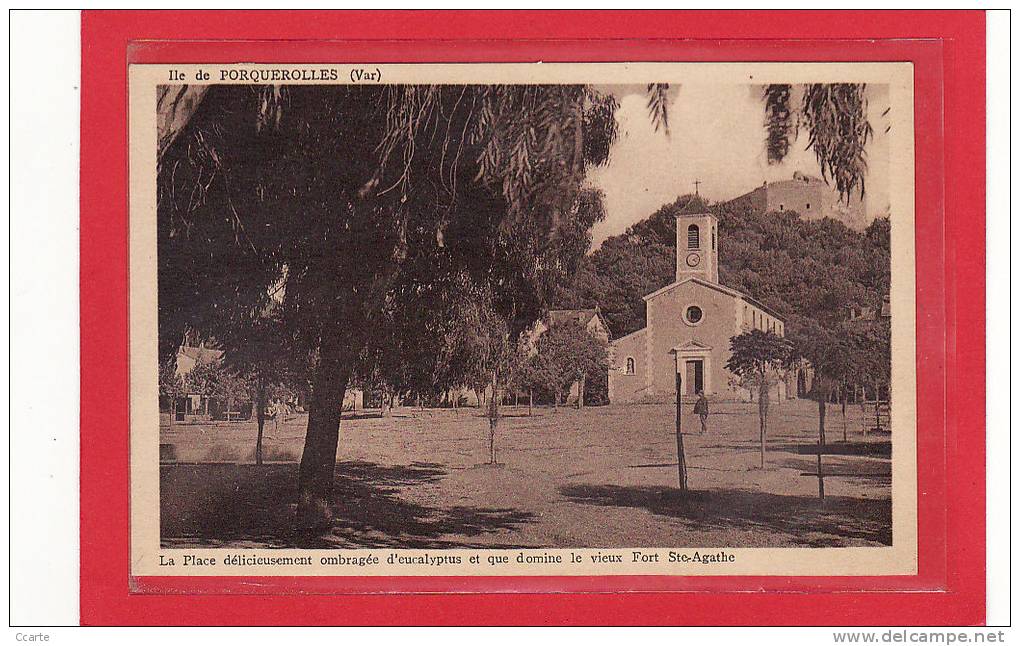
[520,308,612,406]
[848,294,892,326]
[174,343,225,418]
[609,212,788,403]
[525,308,611,356]
[170,343,361,420]
[730,171,868,231]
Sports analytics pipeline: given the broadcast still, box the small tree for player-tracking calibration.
[855,322,891,433]
[726,330,794,469]
[158,356,186,427]
[221,316,309,466]
[183,355,227,417]
[530,320,608,409]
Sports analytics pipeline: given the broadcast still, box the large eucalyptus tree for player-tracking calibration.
[157,81,874,530]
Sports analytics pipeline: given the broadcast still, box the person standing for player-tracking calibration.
[693,390,710,434]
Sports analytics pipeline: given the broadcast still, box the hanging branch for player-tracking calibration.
[763,84,796,164]
[801,83,873,203]
[645,83,671,135]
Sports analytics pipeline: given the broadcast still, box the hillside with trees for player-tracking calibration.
[553,194,891,345]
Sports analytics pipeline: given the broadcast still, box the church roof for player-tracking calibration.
[547,309,599,326]
[545,308,611,336]
[178,344,224,364]
[642,277,785,321]
[610,326,647,344]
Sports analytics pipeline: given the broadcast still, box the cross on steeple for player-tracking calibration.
[693,179,702,196]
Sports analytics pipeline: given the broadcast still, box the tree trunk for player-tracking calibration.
[875,381,882,432]
[758,380,770,469]
[255,383,266,466]
[817,397,827,500]
[528,389,533,416]
[841,388,847,443]
[818,398,827,445]
[578,375,585,409]
[487,370,499,464]
[296,341,351,532]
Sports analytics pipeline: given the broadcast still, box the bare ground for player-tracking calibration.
[159,399,891,549]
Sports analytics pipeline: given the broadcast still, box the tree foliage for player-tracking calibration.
[525,320,608,406]
[762,83,873,202]
[645,83,872,202]
[158,84,621,525]
[158,356,186,422]
[726,329,795,387]
[763,84,796,164]
[726,329,795,468]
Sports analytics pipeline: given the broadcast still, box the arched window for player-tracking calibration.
[625,357,635,375]
[687,224,700,249]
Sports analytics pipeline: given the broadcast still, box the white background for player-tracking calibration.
[4,6,1013,640]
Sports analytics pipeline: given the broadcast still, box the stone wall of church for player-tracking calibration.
[608,328,647,403]
[645,282,740,400]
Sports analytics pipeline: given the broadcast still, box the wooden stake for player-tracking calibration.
[675,371,688,492]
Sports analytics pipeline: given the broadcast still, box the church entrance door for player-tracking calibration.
[685,360,704,395]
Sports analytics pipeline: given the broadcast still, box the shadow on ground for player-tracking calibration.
[558,484,891,547]
[773,441,891,457]
[161,460,534,549]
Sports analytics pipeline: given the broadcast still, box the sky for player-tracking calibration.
[586,84,890,248]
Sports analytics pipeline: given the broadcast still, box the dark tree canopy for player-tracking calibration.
[158,85,617,368]
[555,195,891,345]
[725,329,795,381]
[157,83,622,523]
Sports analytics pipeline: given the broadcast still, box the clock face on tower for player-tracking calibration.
[685,252,701,268]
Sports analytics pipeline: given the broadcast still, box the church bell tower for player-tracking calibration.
[675,213,719,284]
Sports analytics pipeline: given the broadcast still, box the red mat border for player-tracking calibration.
[80,10,986,625]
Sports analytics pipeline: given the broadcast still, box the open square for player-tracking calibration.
[160,400,891,549]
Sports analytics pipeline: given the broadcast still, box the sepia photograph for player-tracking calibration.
[130,62,916,576]
[8,6,998,630]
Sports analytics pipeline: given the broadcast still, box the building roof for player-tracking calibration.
[642,276,785,322]
[545,308,611,337]
[547,309,599,326]
[849,294,891,322]
[178,344,224,364]
[670,339,713,352]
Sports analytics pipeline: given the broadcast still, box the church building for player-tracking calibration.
[609,213,787,403]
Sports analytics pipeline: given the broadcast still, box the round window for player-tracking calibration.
[685,305,703,324]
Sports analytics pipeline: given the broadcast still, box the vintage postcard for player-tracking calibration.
[130,61,916,578]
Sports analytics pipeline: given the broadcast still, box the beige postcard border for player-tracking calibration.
[129,62,916,578]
